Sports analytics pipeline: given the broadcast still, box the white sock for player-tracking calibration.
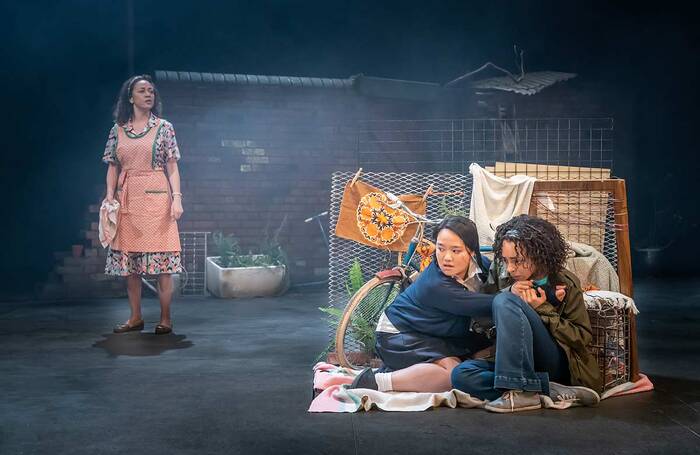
[375,372,393,392]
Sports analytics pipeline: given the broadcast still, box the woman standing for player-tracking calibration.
[102,75,184,335]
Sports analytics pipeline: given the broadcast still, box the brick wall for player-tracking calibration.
[42,197,125,299]
[161,82,459,284]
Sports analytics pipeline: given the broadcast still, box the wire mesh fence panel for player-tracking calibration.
[531,190,619,272]
[357,118,613,179]
[179,231,209,295]
[602,198,619,272]
[355,117,618,270]
[142,231,209,295]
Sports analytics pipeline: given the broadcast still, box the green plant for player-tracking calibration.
[211,232,241,268]
[211,232,287,268]
[345,258,364,297]
[314,303,377,363]
[438,196,468,217]
[314,260,373,363]
[347,312,377,355]
[257,238,289,268]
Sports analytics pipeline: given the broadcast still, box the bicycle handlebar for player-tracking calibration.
[304,211,328,223]
[384,192,442,225]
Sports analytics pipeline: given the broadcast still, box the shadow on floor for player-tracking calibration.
[92,332,194,357]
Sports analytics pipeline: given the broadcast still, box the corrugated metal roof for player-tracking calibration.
[470,71,576,95]
[155,70,355,89]
[155,69,573,97]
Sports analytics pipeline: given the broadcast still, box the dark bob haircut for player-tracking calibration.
[432,215,487,277]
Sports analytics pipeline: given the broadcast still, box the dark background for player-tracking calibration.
[2,0,698,294]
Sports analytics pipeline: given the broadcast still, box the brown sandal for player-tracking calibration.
[154,324,172,335]
[113,320,144,333]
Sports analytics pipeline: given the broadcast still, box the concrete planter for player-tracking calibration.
[206,256,288,298]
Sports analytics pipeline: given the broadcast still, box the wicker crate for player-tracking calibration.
[586,298,631,391]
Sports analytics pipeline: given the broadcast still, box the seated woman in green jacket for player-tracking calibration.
[451,215,603,413]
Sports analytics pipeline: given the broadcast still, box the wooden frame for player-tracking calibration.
[530,179,639,381]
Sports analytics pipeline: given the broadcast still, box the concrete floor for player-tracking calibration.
[1,279,699,454]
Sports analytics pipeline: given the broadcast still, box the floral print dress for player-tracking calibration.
[102,114,183,276]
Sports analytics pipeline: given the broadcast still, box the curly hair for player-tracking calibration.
[113,74,162,125]
[493,214,570,278]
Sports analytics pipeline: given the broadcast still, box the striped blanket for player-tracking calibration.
[308,362,653,413]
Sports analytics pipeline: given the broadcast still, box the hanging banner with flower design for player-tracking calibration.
[334,179,426,251]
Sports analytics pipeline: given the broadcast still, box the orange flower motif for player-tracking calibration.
[360,206,373,221]
[365,223,379,238]
[380,228,395,242]
[368,196,382,210]
[356,192,411,246]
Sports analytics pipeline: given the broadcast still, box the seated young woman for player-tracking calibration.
[349,216,495,393]
[451,214,602,413]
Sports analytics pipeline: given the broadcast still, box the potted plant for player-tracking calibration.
[206,232,289,298]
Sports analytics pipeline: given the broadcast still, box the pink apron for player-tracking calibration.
[111,120,181,253]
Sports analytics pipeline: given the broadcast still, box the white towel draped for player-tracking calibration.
[468,163,536,246]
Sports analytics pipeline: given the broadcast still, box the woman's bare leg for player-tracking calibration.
[126,274,143,324]
[389,356,461,392]
[157,274,174,327]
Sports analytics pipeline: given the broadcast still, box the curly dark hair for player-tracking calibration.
[493,214,570,279]
[113,74,162,125]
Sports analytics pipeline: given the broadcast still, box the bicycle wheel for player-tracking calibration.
[335,275,405,370]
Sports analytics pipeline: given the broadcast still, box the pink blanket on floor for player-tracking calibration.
[308,362,654,413]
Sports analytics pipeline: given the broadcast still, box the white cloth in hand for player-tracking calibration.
[98,199,120,248]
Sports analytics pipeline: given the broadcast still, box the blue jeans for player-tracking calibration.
[451,292,570,401]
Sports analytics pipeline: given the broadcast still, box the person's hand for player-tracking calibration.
[519,287,547,309]
[555,284,567,302]
[171,197,183,220]
[511,280,534,296]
